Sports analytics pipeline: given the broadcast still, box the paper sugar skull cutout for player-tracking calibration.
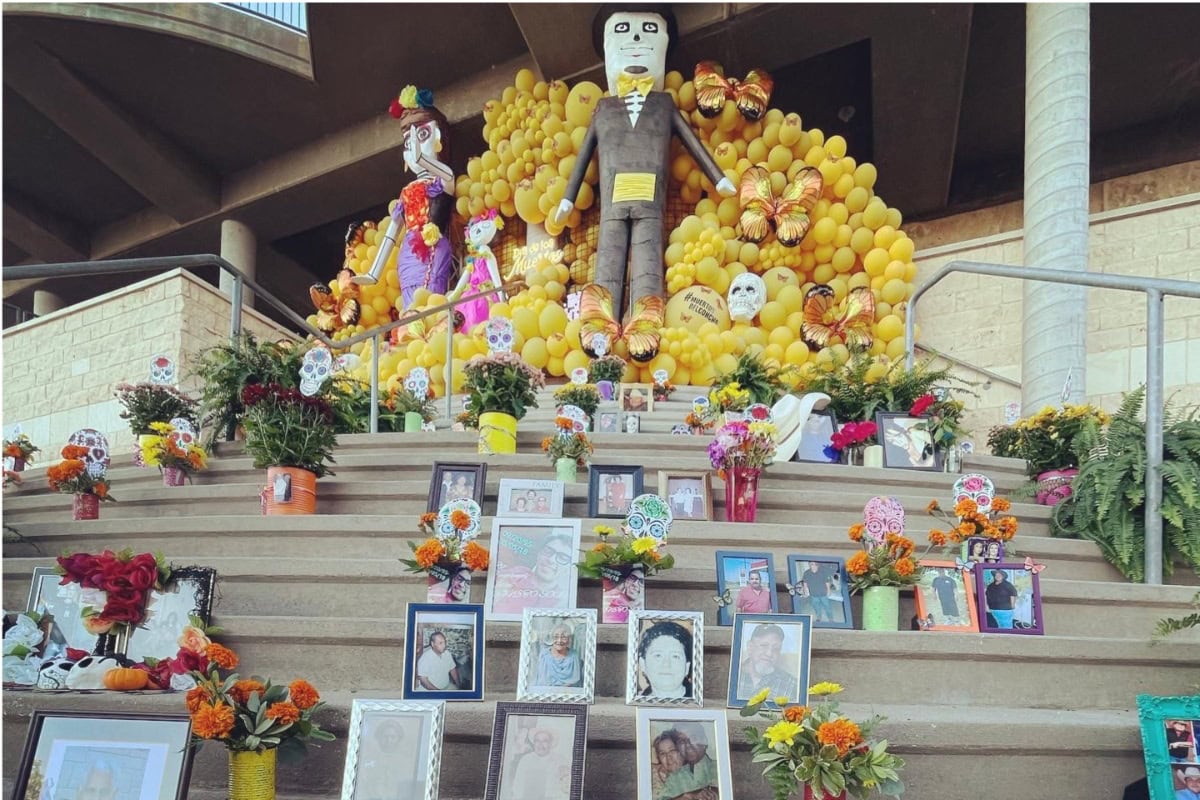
[485,317,515,354]
[148,354,176,385]
[601,10,671,95]
[960,441,975,456]
[745,403,772,423]
[652,369,668,386]
[67,429,110,477]
[405,367,431,398]
[728,273,767,322]
[168,417,197,449]
[862,496,906,545]
[557,404,589,433]
[692,396,710,415]
[587,331,610,358]
[299,347,334,397]
[953,473,995,514]
[671,424,692,435]
[335,353,361,373]
[1004,402,1021,425]
[436,498,481,541]
[624,493,673,541]
[570,367,589,385]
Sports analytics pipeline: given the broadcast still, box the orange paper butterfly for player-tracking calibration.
[738,166,823,248]
[801,285,876,351]
[309,269,362,334]
[579,284,663,362]
[693,61,774,121]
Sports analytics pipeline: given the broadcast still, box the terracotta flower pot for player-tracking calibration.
[263,466,317,515]
[72,493,99,521]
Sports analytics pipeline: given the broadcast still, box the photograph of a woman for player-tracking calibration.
[627,612,704,706]
[485,520,582,622]
[517,610,596,703]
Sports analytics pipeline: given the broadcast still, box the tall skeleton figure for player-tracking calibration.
[554,5,735,361]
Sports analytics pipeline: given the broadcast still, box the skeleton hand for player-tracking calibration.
[554,199,574,224]
[716,177,736,196]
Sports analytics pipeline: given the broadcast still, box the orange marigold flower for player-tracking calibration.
[957,522,976,538]
[783,705,808,723]
[207,643,239,670]
[991,497,1012,512]
[419,512,437,527]
[846,551,870,576]
[928,529,947,547]
[185,685,210,713]
[415,538,445,569]
[541,436,553,452]
[895,557,915,577]
[462,541,489,571]
[982,524,1001,540]
[265,701,301,724]
[288,679,320,710]
[954,498,978,517]
[228,679,266,705]
[61,444,90,460]
[848,523,865,543]
[449,509,471,531]
[555,416,574,431]
[948,528,967,544]
[816,719,862,757]
[591,543,607,553]
[998,517,1018,536]
[192,700,235,739]
[94,482,109,499]
[926,500,940,514]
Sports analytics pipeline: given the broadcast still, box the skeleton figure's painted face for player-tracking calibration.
[727,273,767,321]
[404,120,441,173]
[603,11,669,94]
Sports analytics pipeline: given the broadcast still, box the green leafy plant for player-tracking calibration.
[463,351,545,420]
[4,433,40,463]
[553,384,602,417]
[1153,591,1200,642]
[114,383,199,436]
[987,403,1111,477]
[588,355,626,384]
[715,352,791,406]
[387,385,438,422]
[542,415,594,466]
[576,521,675,578]
[1051,387,1200,582]
[797,354,970,425]
[193,334,305,446]
[240,384,337,477]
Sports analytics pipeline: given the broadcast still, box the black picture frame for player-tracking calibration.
[587,465,645,519]
[484,702,589,800]
[428,462,488,512]
[875,412,943,471]
[792,409,840,463]
[123,566,218,662]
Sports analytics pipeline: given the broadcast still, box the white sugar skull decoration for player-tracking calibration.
[299,347,334,397]
[557,404,589,433]
[587,332,610,358]
[436,498,481,541]
[602,10,670,94]
[624,493,673,542]
[652,369,668,387]
[692,396,710,415]
[167,417,197,449]
[570,367,589,386]
[862,496,906,545]
[335,353,361,373]
[727,273,767,322]
[953,473,995,514]
[405,367,431,398]
[67,429,110,477]
[485,318,515,354]
[148,354,176,385]
[37,658,75,689]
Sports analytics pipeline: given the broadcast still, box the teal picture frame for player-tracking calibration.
[1137,694,1200,799]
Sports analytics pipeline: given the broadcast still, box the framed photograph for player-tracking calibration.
[623,413,642,434]
[626,610,704,706]
[785,555,853,629]
[588,465,645,519]
[498,479,565,518]
[427,462,487,512]
[792,409,840,463]
[10,710,194,800]
[484,518,582,621]
[636,708,734,800]
[516,608,597,704]
[974,563,1044,635]
[1137,695,1200,800]
[484,702,589,800]
[913,560,979,632]
[962,537,1005,564]
[876,412,942,471]
[402,603,485,700]
[619,383,655,413]
[26,566,103,654]
[714,551,777,627]
[658,471,713,522]
[340,700,445,800]
[727,613,812,709]
[596,412,620,433]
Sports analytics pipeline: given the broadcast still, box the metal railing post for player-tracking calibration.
[1144,288,1165,584]
[229,275,244,343]
[445,307,455,423]
[370,333,381,435]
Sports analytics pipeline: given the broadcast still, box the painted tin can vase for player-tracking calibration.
[404,411,424,432]
[228,748,275,800]
[263,467,317,515]
[72,493,99,520]
[10,457,25,472]
[861,585,900,631]
[162,467,186,487]
[724,467,761,522]
[478,411,518,454]
[596,381,615,401]
[556,457,578,482]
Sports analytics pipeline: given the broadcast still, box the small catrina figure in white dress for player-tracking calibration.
[452,209,505,329]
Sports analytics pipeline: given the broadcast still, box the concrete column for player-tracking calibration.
[1021,4,1089,411]
[219,219,256,309]
[32,289,64,316]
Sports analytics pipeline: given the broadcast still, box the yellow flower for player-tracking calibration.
[748,421,776,437]
[764,720,803,748]
[748,688,771,706]
[421,222,442,247]
[631,536,657,555]
[149,421,174,434]
[773,695,790,707]
[594,525,615,537]
[809,681,844,696]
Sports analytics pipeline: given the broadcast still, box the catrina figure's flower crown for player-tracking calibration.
[389,85,435,118]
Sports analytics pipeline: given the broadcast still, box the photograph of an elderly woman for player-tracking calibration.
[517,610,596,703]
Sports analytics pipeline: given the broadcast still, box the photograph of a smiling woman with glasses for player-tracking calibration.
[485,519,582,621]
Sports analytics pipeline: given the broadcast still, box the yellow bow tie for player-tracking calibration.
[617,74,655,97]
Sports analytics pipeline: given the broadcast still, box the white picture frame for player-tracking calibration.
[497,479,566,518]
[636,708,734,800]
[484,518,582,622]
[340,700,445,800]
[626,610,705,707]
[516,608,597,704]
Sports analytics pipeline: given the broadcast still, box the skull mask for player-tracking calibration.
[37,658,76,689]
[485,318,515,354]
[727,273,767,322]
[299,348,334,397]
[602,11,671,95]
[148,355,176,385]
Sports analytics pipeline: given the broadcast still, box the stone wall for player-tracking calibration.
[908,161,1200,444]
[2,270,293,456]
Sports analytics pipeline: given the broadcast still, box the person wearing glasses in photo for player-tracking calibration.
[534,621,582,688]
[984,569,1018,629]
[736,623,797,700]
[494,531,577,614]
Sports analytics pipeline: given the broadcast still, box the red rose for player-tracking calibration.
[910,394,935,416]
[100,604,142,623]
[127,556,160,591]
[171,647,206,674]
[133,659,174,689]
[56,553,98,584]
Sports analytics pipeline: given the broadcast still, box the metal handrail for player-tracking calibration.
[4,255,520,432]
[905,259,1200,585]
[913,343,1021,390]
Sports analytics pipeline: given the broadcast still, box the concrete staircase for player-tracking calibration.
[3,388,1197,800]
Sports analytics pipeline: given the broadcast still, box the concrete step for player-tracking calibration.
[0,690,1148,800]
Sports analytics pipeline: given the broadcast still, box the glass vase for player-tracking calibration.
[842,446,865,466]
[724,467,761,523]
[229,748,276,800]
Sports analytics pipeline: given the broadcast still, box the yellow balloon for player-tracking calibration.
[881,278,907,305]
[522,337,549,369]
[512,306,539,340]
[563,348,590,378]
[759,301,787,330]
[565,81,603,128]
[761,266,800,301]
[538,302,568,339]
[876,314,904,341]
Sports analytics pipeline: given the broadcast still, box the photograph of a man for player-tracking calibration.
[352,716,425,800]
[734,622,800,702]
[414,630,461,692]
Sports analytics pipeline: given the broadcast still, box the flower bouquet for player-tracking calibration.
[926,496,1018,554]
[543,415,593,481]
[846,506,936,629]
[987,404,1110,478]
[463,351,545,454]
[824,421,878,465]
[55,549,169,655]
[401,505,490,604]
[387,383,437,432]
[554,384,602,419]
[4,432,40,472]
[653,378,676,403]
[588,354,626,386]
[139,421,209,486]
[743,682,905,799]
[578,517,675,623]
[685,410,715,435]
[709,419,776,522]
[709,381,753,417]
[909,393,968,455]
[48,444,114,519]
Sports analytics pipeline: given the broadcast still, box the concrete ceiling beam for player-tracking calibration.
[3,38,220,224]
[2,192,89,263]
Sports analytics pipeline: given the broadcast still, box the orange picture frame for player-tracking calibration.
[914,560,980,632]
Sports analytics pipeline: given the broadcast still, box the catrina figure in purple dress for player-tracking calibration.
[354,85,455,308]
[452,209,506,330]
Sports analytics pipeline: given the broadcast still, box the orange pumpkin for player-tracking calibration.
[102,666,149,691]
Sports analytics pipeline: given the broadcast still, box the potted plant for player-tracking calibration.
[653,376,675,403]
[194,333,304,447]
[401,508,490,604]
[542,415,594,482]
[1051,387,1200,582]
[554,383,602,424]
[184,643,334,800]
[462,351,545,455]
[578,518,675,623]
[241,384,337,515]
[387,384,437,432]
[139,421,209,486]
[846,516,933,631]
[3,433,40,473]
[715,352,791,406]
[114,382,199,465]
[987,403,1111,505]
[47,444,114,520]
[708,420,777,522]
[588,355,626,400]
[742,681,905,799]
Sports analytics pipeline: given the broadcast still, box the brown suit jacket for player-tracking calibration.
[566,91,726,221]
